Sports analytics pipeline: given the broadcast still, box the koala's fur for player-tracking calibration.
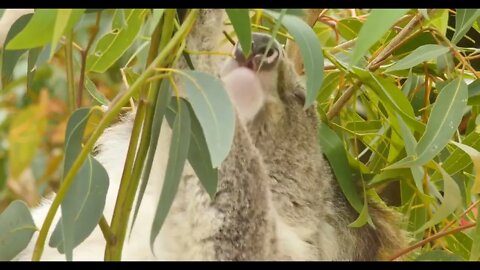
[15,9,408,261]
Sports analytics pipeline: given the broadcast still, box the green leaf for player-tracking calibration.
[6,9,83,51]
[150,98,191,248]
[317,71,340,105]
[389,78,468,169]
[452,9,480,44]
[337,18,363,41]
[397,113,424,193]
[318,122,363,214]
[348,201,369,228]
[350,9,409,66]
[27,47,42,91]
[386,44,450,72]
[48,108,109,260]
[263,9,324,109]
[180,70,235,168]
[428,9,449,36]
[6,10,56,50]
[131,80,171,232]
[450,141,480,194]
[415,250,465,261]
[85,78,109,105]
[0,200,37,261]
[353,68,425,133]
[50,9,85,59]
[431,130,480,181]
[148,9,164,35]
[1,13,32,86]
[226,9,252,57]
[415,162,461,233]
[86,9,148,73]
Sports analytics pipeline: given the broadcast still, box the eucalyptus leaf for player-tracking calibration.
[48,108,109,260]
[452,9,480,44]
[388,78,468,169]
[165,97,218,200]
[150,98,191,248]
[318,122,363,214]
[49,9,85,59]
[1,13,32,86]
[131,80,171,232]
[87,9,148,73]
[350,9,409,66]
[386,44,450,72]
[415,250,465,261]
[263,9,324,109]
[0,201,37,261]
[415,162,461,233]
[180,70,235,168]
[226,9,252,56]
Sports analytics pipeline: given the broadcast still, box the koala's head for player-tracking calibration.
[221,32,315,134]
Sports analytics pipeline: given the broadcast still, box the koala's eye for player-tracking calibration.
[266,48,275,57]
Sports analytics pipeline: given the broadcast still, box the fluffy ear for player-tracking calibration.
[222,67,266,123]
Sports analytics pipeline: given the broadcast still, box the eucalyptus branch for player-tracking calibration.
[104,99,147,261]
[326,10,429,120]
[98,215,116,245]
[104,9,177,261]
[388,222,477,261]
[367,11,429,70]
[78,11,101,108]
[31,9,199,261]
[65,31,76,111]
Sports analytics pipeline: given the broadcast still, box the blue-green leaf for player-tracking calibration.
[389,78,468,169]
[85,78,109,106]
[0,200,37,260]
[131,80,171,232]
[263,9,324,109]
[48,108,109,260]
[386,44,450,72]
[452,9,480,44]
[150,98,191,248]
[180,70,235,168]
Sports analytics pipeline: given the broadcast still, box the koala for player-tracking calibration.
[222,31,410,260]
[15,9,407,261]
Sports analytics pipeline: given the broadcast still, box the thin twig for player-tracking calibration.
[388,222,476,261]
[326,10,429,120]
[98,215,116,245]
[77,12,101,108]
[367,12,428,71]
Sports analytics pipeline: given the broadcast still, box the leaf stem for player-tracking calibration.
[78,11,101,108]
[30,9,199,261]
[65,31,76,111]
